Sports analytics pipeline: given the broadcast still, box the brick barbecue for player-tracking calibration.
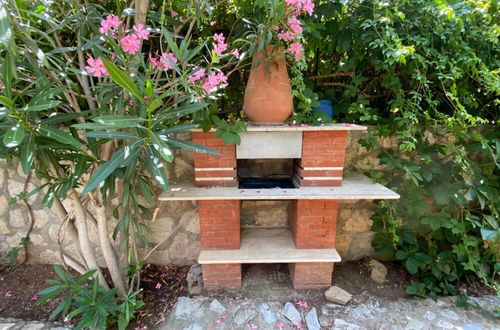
[159,124,400,290]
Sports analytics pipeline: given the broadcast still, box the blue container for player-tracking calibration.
[314,99,334,118]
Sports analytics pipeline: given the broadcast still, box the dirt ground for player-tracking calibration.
[0,259,493,329]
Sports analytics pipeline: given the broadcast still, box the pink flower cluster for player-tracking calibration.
[120,23,150,55]
[201,71,228,94]
[285,0,315,15]
[188,68,206,84]
[85,54,108,77]
[99,15,121,34]
[150,52,178,70]
[288,42,303,61]
[213,33,228,56]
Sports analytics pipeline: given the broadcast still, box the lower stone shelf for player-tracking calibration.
[198,228,341,264]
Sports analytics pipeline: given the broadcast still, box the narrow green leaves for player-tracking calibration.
[22,100,62,112]
[0,5,12,48]
[73,115,145,130]
[3,122,25,148]
[83,141,142,195]
[0,95,13,109]
[164,136,219,154]
[101,58,143,102]
[20,134,35,174]
[148,132,173,162]
[85,131,138,140]
[39,127,82,147]
[143,146,169,191]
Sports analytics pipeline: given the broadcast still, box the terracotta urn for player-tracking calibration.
[243,46,293,124]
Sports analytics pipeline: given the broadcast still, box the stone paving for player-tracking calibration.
[157,294,500,330]
[0,319,70,330]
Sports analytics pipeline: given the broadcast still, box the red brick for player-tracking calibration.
[289,262,334,290]
[199,200,240,249]
[203,264,242,290]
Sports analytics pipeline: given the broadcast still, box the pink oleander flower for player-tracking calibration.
[149,52,159,68]
[249,324,257,330]
[133,24,150,40]
[85,55,108,77]
[4,291,12,297]
[288,42,303,61]
[274,25,280,31]
[159,52,178,70]
[288,16,303,34]
[31,295,39,301]
[213,33,227,56]
[120,34,141,55]
[171,10,178,17]
[275,322,284,329]
[285,0,314,15]
[295,299,308,308]
[99,15,122,34]
[213,33,225,44]
[202,71,228,93]
[296,321,302,329]
[278,30,297,41]
[231,49,240,58]
[155,282,162,289]
[188,68,206,84]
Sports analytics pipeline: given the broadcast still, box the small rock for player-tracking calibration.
[183,325,203,330]
[209,299,225,314]
[368,259,387,283]
[325,286,352,305]
[461,324,483,330]
[440,309,459,320]
[404,319,426,330]
[0,324,16,330]
[305,307,320,330]
[283,302,302,325]
[174,297,203,318]
[186,265,203,295]
[21,323,45,330]
[437,320,454,329]
[233,307,257,326]
[334,319,361,330]
[424,311,436,321]
[350,305,374,319]
[259,303,278,324]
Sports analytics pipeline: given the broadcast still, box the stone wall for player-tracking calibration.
[0,128,392,266]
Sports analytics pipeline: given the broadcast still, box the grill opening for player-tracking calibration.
[237,159,296,189]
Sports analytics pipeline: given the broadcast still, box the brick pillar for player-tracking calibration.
[296,130,347,186]
[289,262,334,290]
[202,263,242,290]
[191,132,237,187]
[289,200,338,249]
[199,200,240,250]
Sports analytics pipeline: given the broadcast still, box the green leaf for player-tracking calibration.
[101,58,144,102]
[22,100,62,112]
[41,111,90,125]
[39,127,82,147]
[94,115,146,127]
[157,124,198,135]
[164,136,219,155]
[3,51,13,99]
[85,131,138,140]
[153,103,209,125]
[0,5,12,48]
[3,122,25,148]
[83,141,142,195]
[395,250,409,260]
[143,146,169,191]
[20,134,35,174]
[149,132,174,162]
[0,95,13,109]
[405,256,419,274]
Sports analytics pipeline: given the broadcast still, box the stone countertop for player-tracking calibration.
[159,174,400,201]
[191,123,367,132]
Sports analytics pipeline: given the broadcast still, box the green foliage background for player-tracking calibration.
[301,0,499,296]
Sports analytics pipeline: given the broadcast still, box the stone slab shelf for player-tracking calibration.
[159,174,400,201]
[191,123,367,132]
[198,228,341,264]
